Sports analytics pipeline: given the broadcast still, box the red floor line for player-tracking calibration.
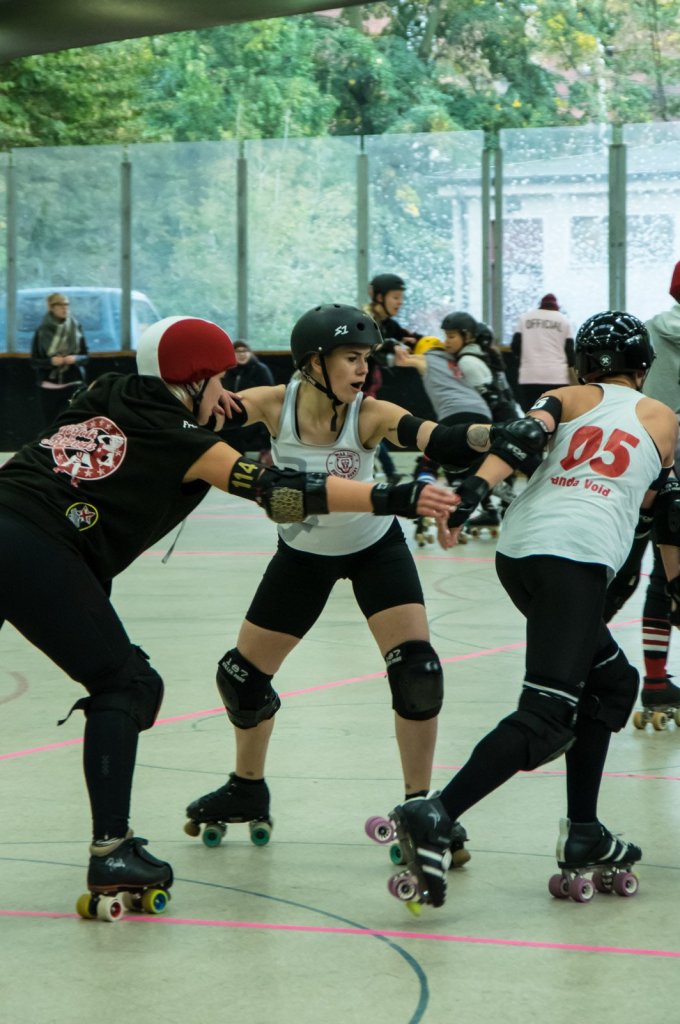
[0,909,677,958]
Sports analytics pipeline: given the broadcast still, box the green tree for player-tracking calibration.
[0,43,153,149]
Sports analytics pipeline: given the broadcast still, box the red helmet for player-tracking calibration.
[136,316,236,384]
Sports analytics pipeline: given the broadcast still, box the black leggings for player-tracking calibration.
[0,509,142,838]
[439,554,622,824]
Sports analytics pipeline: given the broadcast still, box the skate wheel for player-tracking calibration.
[674,709,680,726]
[249,820,273,846]
[202,823,226,847]
[388,872,419,902]
[548,874,570,899]
[364,815,395,844]
[184,819,200,838]
[141,888,170,914]
[76,893,97,919]
[613,871,639,897]
[569,876,594,903]
[451,847,471,868]
[592,869,614,894]
[96,895,125,922]
[389,842,404,865]
[632,711,645,731]
[652,711,668,731]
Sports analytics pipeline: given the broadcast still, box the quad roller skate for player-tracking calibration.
[632,676,680,731]
[365,812,470,870]
[365,794,453,911]
[76,833,173,922]
[548,817,641,904]
[184,773,273,848]
[463,503,501,539]
[414,516,436,548]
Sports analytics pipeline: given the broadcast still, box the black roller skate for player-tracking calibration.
[365,810,470,872]
[414,516,436,548]
[77,832,173,922]
[377,795,453,910]
[184,772,273,848]
[548,817,641,903]
[463,501,501,539]
[632,676,680,731]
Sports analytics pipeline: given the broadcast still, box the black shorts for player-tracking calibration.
[246,519,424,638]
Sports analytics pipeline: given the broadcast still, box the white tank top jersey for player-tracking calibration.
[270,378,391,555]
[497,385,662,577]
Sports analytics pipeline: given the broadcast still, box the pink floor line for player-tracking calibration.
[0,624,643,762]
[0,642,525,760]
[0,908,677,958]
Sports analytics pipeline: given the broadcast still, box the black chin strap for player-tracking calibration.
[301,356,344,433]
[186,378,209,419]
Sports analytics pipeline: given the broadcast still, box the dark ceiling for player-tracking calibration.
[0,1,362,62]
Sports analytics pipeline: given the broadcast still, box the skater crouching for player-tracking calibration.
[384,311,679,908]
[0,314,458,919]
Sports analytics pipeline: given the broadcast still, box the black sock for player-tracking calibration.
[565,717,611,822]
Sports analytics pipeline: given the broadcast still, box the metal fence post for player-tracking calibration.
[5,153,17,353]
[356,137,369,306]
[609,123,626,311]
[237,140,248,340]
[120,147,132,350]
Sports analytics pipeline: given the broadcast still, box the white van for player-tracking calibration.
[3,286,161,353]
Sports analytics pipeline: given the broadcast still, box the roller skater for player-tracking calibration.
[0,315,455,916]
[384,311,679,910]
[185,772,273,847]
[184,304,494,858]
[548,817,641,903]
[77,833,173,921]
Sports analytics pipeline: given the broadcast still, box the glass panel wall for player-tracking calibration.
[500,125,610,342]
[10,146,123,352]
[246,135,359,347]
[366,131,484,337]
[624,122,680,322]
[130,140,239,339]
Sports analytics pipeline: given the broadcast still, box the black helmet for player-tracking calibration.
[369,273,406,300]
[441,311,478,338]
[475,321,494,348]
[574,311,654,383]
[290,304,381,370]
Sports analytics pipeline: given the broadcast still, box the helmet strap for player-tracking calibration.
[186,378,209,419]
[301,356,344,434]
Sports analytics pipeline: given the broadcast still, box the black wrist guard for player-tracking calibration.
[371,479,425,519]
[448,475,490,528]
[489,417,549,472]
[227,458,329,523]
[424,422,488,468]
[666,576,680,626]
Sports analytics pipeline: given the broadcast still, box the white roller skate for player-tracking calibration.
[548,817,641,903]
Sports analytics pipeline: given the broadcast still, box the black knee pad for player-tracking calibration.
[385,641,443,721]
[579,646,639,732]
[217,648,281,729]
[500,686,577,769]
[83,646,164,732]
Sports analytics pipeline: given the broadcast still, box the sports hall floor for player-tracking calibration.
[2,452,679,1024]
